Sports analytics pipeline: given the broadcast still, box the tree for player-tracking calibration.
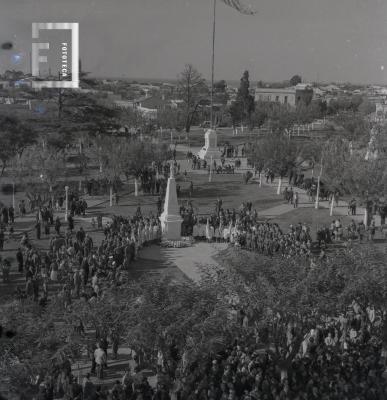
[0,115,38,176]
[44,128,74,154]
[318,138,350,214]
[266,103,297,134]
[250,104,268,129]
[177,64,207,133]
[156,108,185,133]
[334,112,370,144]
[214,244,387,379]
[119,273,240,379]
[294,101,324,125]
[0,298,82,397]
[96,137,128,204]
[61,92,121,137]
[213,80,229,105]
[16,146,66,204]
[229,71,255,128]
[248,134,303,194]
[120,106,148,134]
[358,98,376,116]
[290,74,302,86]
[213,80,226,92]
[342,154,387,225]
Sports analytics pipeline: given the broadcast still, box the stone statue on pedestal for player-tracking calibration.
[198,129,222,161]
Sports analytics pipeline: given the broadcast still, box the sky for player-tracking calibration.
[1,0,387,84]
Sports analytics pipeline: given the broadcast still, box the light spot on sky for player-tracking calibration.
[11,53,23,65]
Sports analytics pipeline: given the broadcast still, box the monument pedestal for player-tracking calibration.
[159,214,183,241]
[159,165,182,241]
[198,128,222,161]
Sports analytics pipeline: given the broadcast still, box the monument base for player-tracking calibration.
[198,128,223,161]
[198,147,222,161]
[159,213,183,241]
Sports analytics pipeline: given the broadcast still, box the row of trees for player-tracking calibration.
[5,136,170,200]
[248,132,387,221]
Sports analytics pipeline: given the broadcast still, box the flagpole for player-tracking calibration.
[210,0,217,129]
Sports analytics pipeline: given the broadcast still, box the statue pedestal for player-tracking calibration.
[159,166,182,241]
[159,214,183,241]
[198,129,222,161]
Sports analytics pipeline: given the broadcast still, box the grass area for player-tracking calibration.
[98,173,283,218]
[270,206,357,238]
[175,172,283,215]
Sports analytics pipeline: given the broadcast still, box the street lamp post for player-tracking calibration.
[315,175,321,209]
[64,186,69,222]
[364,194,370,226]
[315,159,323,210]
[209,156,213,182]
[49,185,54,209]
[12,182,15,210]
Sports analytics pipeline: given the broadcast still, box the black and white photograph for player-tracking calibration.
[1,0,387,399]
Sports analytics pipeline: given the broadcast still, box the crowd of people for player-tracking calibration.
[180,301,387,400]
[180,201,313,258]
[1,204,165,399]
[316,218,379,247]
[188,154,239,174]
[10,206,162,303]
[189,155,208,171]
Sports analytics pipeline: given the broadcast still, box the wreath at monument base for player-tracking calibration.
[160,237,194,248]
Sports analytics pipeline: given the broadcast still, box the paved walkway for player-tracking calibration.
[138,242,227,283]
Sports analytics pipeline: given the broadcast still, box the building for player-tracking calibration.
[255,84,313,107]
[255,87,297,106]
[0,81,11,89]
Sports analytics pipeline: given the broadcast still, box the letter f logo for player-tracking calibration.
[32,23,49,77]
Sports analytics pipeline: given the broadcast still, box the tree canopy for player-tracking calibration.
[0,115,38,175]
[229,71,255,127]
[177,64,207,133]
[290,74,302,86]
[248,134,304,178]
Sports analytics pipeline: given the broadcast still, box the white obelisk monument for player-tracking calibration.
[159,164,183,240]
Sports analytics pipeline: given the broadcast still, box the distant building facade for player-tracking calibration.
[255,84,313,107]
[255,88,297,106]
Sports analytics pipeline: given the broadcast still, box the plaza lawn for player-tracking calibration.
[270,206,356,239]
[102,173,283,218]
[175,172,284,215]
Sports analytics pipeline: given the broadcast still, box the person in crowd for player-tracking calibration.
[16,247,23,273]
[1,258,10,283]
[0,228,4,251]
[55,217,61,235]
[94,343,107,380]
[35,220,41,240]
[82,373,96,400]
